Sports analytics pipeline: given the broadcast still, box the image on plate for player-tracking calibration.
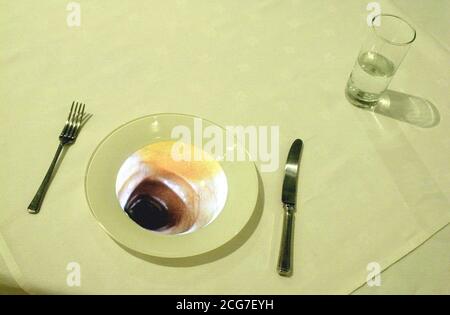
[115,141,228,235]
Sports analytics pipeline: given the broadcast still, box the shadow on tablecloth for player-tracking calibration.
[373,90,440,128]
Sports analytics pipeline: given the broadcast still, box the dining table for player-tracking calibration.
[1,0,449,294]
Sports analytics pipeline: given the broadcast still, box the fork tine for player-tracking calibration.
[67,101,75,121]
[69,102,84,138]
[61,101,76,137]
[74,103,86,137]
[75,103,85,134]
[65,101,79,137]
[78,102,84,117]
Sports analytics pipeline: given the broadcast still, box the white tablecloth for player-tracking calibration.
[1,0,449,294]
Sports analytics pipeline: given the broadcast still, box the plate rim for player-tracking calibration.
[84,113,259,258]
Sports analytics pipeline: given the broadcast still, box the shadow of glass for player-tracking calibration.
[373,90,440,128]
[116,169,265,267]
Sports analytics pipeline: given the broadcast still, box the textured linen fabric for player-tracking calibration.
[0,0,449,294]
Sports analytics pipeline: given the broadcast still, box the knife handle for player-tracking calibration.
[278,205,295,277]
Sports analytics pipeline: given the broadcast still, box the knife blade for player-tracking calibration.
[278,138,303,277]
[282,139,303,206]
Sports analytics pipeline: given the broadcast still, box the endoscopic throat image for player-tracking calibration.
[115,141,228,235]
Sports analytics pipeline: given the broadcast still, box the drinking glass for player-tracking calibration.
[345,14,416,108]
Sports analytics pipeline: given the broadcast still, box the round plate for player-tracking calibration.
[85,113,259,258]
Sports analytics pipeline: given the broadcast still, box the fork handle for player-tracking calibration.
[28,143,65,214]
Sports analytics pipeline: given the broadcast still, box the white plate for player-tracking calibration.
[85,113,259,258]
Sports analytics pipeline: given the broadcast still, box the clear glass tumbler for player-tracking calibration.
[345,14,416,108]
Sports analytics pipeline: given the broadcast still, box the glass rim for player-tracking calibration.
[371,14,416,46]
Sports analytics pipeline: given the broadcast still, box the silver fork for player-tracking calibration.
[28,101,86,214]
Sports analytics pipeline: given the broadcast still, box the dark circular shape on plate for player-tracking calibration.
[123,178,188,232]
[125,194,171,230]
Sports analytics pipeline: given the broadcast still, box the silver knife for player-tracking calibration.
[278,138,303,277]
